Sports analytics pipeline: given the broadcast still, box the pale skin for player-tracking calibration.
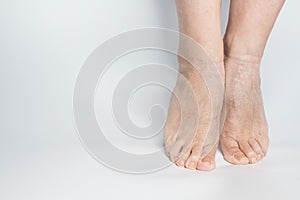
[164,0,285,171]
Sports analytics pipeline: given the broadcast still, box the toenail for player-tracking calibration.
[179,160,185,166]
[257,154,262,159]
[251,157,257,163]
[199,161,211,168]
[197,161,212,170]
[239,157,249,163]
[234,154,246,161]
[188,162,196,167]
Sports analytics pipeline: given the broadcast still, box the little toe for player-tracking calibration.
[258,134,269,156]
[164,138,175,153]
[239,142,258,164]
[167,139,187,162]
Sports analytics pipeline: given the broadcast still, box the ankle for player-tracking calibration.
[224,56,262,88]
[224,55,261,68]
[223,35,264,65]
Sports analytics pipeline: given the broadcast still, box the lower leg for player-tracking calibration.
[221,0,285,164]
[224,0,286,62]
[176,0,224,63]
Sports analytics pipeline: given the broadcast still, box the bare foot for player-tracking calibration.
[164,58,224,171]
[220,57,269,164]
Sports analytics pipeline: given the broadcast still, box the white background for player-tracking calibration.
[0,0,300,200]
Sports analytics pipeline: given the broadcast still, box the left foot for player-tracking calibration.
[220,57,269,164]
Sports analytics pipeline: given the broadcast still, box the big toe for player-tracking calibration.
[221,139,250,165]
[197,144,218,171]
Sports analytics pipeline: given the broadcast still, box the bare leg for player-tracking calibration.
[164,0,224,171]
[220,0,285,164]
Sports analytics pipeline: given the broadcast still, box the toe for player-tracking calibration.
[248,138,264,160]
[258,134,269,156]
[239,141,258,164]
[197,144,217,171]
[176,150,191,167]
[164,137,175,153]
[185,145,201,170]
[232,151,249,164]
[197,161,214,171]
[167,139,187,162]
[221,138,249,164]
[225,147,249,164]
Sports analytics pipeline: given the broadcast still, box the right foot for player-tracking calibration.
[164,58,224,171]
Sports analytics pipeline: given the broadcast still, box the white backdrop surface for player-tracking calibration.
[0,1,299,200]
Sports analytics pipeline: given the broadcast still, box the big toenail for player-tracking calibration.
[239,157,249,163]
[198,161,211,169]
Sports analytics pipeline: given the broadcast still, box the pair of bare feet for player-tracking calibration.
[164,0,285,171]
[164,55,268,171]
